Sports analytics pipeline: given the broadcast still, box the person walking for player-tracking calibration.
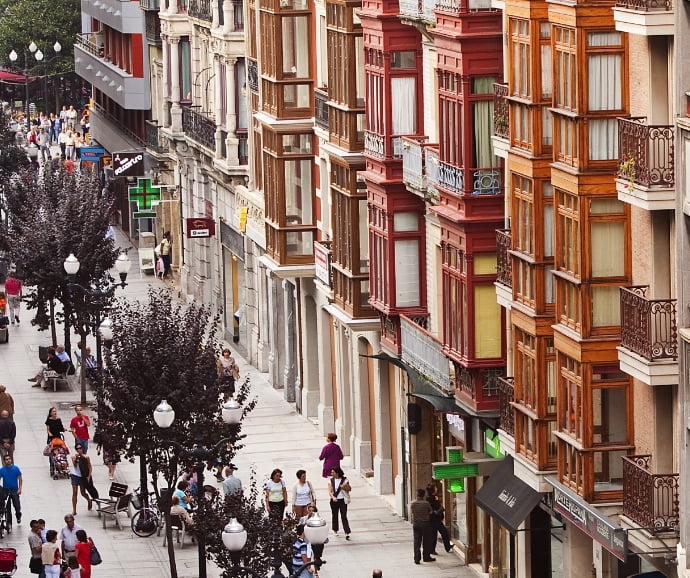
[29,520,45,577]
[74,529,93,578]
[70,406,91,454]
[409,488,435,564]
[221,464,243,496]
[4,273,21,324]
[292,469,315,519]
[264,468,288,519]
[0,455,22,524]
[0,411,16,458]
[0,386,15,421]
[42,530,62,578]
[427,482,453,553]
[69,444,93,516]
[327,467,351,539]
[318,433,343,478]
[59,514,84,563]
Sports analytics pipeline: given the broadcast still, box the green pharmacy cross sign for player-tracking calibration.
[129,178,162,219]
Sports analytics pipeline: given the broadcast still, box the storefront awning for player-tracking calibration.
[475,455,542,533]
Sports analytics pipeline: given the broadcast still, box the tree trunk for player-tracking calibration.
[79,335,88,405]
[49,299,57,345]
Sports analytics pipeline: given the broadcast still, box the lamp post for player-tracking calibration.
[153,398,244,578]
[8,41,38,128]
[222,516,328,578]
[63,251,131,403]
[32,42,62,113]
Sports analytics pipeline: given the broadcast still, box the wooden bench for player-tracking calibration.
[94,482,131,529]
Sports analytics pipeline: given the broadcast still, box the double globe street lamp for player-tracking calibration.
[153,397,244,578]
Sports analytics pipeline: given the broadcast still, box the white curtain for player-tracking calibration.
[391,77,416,135]
[588,54,621,111]
[541,44,552,99]
[591,221,624,277]
[592,286,620,327]
[589,118,618,161]
[395,239,420,307]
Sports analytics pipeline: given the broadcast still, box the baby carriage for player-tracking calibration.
[49,437,70,480]
[0,547,17,576]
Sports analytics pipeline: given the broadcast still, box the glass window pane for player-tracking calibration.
[592,286,620,327]
[285,159,313,225]
[591,221,624,277]
[395,240,420,307]
[589,118,618,161]
[286,230,314,256]
[282,17,310,78]
[393,212,418,232]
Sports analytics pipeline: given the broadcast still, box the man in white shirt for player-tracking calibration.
[59,514,83,562]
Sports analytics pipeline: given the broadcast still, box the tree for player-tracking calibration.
[97,289,256,577]
[5,166,119,363]
[0,125,30,255]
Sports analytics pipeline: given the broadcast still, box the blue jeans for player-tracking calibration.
[6,488,20,519]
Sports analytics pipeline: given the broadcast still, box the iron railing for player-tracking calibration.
[92,102,144,146]
[615,0,671,10]
[145,11,162,44]
[493,82,509,139]
[437,162,502,195]
[496,229,512,287]
[189,0,213,20]
[182,106,216,152]
[617,117,674,188]
[314,88,329,131]
[619,286,677,361]
[364,131,385,159]
[436,0,494,13]
[498,376,515,436]
[401,136,429,191]
[145,120,164,154]
[622,455,679,532]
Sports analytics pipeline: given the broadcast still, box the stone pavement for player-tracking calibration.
[0,228,473,577]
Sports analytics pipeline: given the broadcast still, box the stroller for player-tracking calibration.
[49,437,70,480]
[0,547,16,576]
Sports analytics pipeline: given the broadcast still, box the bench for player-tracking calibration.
[94,482,131,529]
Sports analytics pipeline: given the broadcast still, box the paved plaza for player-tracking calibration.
[0,229,472,577]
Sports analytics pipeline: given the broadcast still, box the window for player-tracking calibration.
[443,245,468,356]
[394,240,420,307]
[366,71,384,133]
[391,51,416,68]
[282,17,310,78]
[510,19,531,99]
[391,77,416,135]
[515,330,537,409]
[513,175,534,255]
[554,27,576,111]
[560,355,582,441]
[540,22,552,100]
[284,159,313,225]
[180,38,192,102]
[474,285,501,358]
[556,190,580,277]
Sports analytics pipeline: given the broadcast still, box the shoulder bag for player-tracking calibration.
[90,540,103,565]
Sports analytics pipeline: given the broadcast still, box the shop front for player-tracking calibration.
[220,221,247,351]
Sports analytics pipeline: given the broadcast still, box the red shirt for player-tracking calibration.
[70,415,90,440]
[4,278,20,296]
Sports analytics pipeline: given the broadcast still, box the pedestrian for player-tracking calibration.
[4,272,21,324]
[291,524,314,577]
[41,529,62,578]
[94,419,124,480]
[264,468,288,519]
[292,469,316,518]
[0,411,16,458]
[69,444,94,516]
[46,407,66,443]
[318,433,343,478]
[0,455,21,524]
[0,386,14,421]
[427,481,453,553]
[64,556,82,578]
[74,529,92,578]
[28,520,44,577]
[221,464,243,496]
[38,128,50,162]
[159,231,172,277]
[59,514,83,563]
[409,488,435,564]
[70,405,91,453]
[327,467,351,539]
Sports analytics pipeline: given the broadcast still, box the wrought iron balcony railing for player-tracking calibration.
[493,82,509,139]
[619,286,677,361]
[314,88,329,131]
[435,0,494,13]
[622,455,679,533]
[617,117,674,189]
[498,376,514,436]
[496,229,512,288]
[189,0,213,20]
[145,120,164,154]
[437,162,502,196]
[182,106,216,152]
[401,136,429,190]
[364,131,385,159]
[615,0,671,10]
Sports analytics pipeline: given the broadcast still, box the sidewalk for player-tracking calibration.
[0,229,472,577]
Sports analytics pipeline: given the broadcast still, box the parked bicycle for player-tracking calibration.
[130,487,163,538]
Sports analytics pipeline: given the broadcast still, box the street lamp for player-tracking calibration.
[32,42,62,113]
[222,516,328,578]
[63,251,131,402]
[9,42,39,127]
[153,398,243,578]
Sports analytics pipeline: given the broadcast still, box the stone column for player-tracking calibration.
[317,307,335,434]
[169,38,183,133]
[282,279,297,403]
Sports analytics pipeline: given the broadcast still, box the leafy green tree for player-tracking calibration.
[97,288,256,577]
[5,166,119,368]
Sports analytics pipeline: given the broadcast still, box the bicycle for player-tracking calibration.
[130,488,163,538]
[0,489,12,539]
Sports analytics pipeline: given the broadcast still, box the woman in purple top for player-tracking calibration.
[319,433,344,478]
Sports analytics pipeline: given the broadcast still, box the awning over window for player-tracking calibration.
[474,455,542,533]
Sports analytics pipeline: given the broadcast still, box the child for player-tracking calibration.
[50,437,70,478]
[63,556,82,578]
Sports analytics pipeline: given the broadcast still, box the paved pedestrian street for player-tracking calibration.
[0,231,473,577]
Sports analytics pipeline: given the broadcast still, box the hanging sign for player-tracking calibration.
[113,151,145,177]
[128,178,162,219]
[186,218,216,238]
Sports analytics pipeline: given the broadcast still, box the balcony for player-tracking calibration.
[145,120,167,155]
[182,106,216,153]
[80,0,145,34]
[400,314,453,395]
[622,455,678,534]
[364,131,385,159]
[616,117,675,210]
[495,229,512,309]
[613,0,673,35]
[314,88,329,132]
[401,137,440,204]
[145,10,162,45]
[74,35,149,110]
[492,83,509,159]
[437,162,502,196]
[618,286,677,386]
[399,0,436,22]
[189,0,213,21]
[435,0,495,14]
[498,376,514,437]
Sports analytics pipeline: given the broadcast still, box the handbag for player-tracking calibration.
[29,556,42,574]
[342,489,351,504]
[42,444,51,457]
[90,541,102,565]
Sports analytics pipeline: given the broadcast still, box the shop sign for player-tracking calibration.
[485,429,504,459]
[314,241,332,287]
[550,479,628,561]
[80,146,105,162]
[186,218,216,238]
[238,206,248,233]
[113,151,145,177]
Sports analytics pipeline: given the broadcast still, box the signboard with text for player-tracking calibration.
[186,218,216,238]
[113,151,145,177]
